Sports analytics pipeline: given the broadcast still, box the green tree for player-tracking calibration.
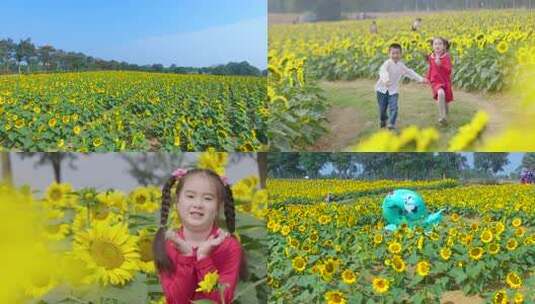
[15,38,36,73]
[521,153,535,169]
[474,153,510,175]
[0,38,15,73]
[298,153,331,178]
[330,153,360,178]
[1,153,13,185]
[37,45,56,71]
[19,153,78,183]
[121,152,190,186]
[267,153,305,178]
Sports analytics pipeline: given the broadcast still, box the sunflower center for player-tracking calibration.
[136,194,147,205]
[50,189,62,201]
[89,240,125,269]
[139,238,154,262]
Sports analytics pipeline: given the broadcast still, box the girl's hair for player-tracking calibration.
[429,37,450,51]
[153,168,248,278]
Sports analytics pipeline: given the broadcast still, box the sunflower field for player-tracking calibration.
[268,10,535,151]
[0,71,267,152]
[0,151,269,304]
[266,179,535,303]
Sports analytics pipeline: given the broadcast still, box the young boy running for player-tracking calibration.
[375,43,427,130]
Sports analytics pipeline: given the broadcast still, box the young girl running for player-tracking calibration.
[153,168,243,304]
[427,37,453,126]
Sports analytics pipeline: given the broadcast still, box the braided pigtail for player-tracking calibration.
[153,175,178,273]
[223,184,236,233]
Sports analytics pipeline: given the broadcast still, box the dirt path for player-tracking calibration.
[311,79,513,151]
[309,106,365,151]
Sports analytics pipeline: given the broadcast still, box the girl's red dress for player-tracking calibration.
[159,226,242,304]
[426,52,454,103]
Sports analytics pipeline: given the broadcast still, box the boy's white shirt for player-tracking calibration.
[375,59,424,95]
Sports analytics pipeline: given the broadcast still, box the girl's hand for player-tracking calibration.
[197,229,229,260]
[165,229,194,256]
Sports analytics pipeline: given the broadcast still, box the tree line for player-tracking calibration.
[267,153,535,180]
[269,0,534,19]
[0,38,266,76]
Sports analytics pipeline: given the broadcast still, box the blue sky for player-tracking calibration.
[0,0,267,68]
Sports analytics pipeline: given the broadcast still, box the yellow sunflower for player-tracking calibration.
[496,41,509,54]
[137,229,155,273]
[44,182,73,208]
[96,190,127,211]
[494,221,505,235]
[23,271,57,299]
[391,255,406,272]
[469,247,484,260]
[493,289,507,304]
[514,227,526,238]
[440,247,452,260]
[416,261,430,277]
[196,271,219,293]
[513,292,524,304]
[197,148,228,176]
[292,256,306,272]
[130,187,158,213]
[341,269,357,285]
[506,238,518,251]
[48,117,57,128]
[44,223,70,240]
[417,236,425,250]
[373,233,383,245]
[73,220,140,286]
[488,242,500,255]
[372,277,389,294]
[511,217,522,228]
[92,137,103,148]
[320,258,339,281]
[388,241,402,254]
[324,290,347,304]
[480,229,493,243]
[506,271,522,289]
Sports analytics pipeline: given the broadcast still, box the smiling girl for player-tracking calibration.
[153,168,243,304]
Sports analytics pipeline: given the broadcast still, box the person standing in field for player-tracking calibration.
[370,20,378,34]
[426,37,453,126]
[375,43,427,130]
[411,18,422,31]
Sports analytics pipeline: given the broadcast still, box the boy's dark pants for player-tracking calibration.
[376,91,399,128]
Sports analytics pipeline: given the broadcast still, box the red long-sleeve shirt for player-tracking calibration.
[159,226,242,304]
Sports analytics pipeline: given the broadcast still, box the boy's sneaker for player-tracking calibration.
[438,118,448,127]
[380,122,387,128]
[387,125,396,131]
